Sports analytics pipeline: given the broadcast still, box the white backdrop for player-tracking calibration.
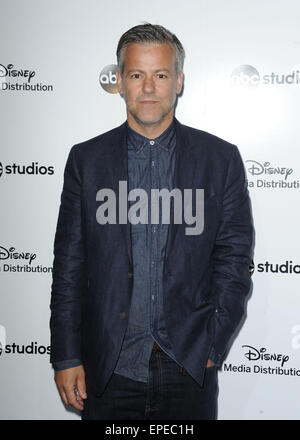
[1,0,299,420]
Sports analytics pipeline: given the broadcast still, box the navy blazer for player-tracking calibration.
[50,118,254,395]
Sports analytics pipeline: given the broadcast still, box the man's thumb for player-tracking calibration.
[77,370,87,399]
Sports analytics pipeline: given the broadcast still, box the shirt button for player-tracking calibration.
[120,311,127,319]
[127,271,133,278]
[150,140,155,145]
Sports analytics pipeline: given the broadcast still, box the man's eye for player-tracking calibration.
[131,73,140,79]
[157,74,167,79]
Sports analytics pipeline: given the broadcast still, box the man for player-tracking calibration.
[50,23,254,420]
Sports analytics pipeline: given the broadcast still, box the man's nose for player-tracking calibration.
[142,76,155,93]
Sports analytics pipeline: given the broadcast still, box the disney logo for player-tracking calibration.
[245,160,293,180]
[0,64,35,83]
[242,345,289,367]
[0,246,36,265]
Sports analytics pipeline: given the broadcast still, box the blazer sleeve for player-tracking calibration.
[49,145,86,365]
[210,145,254,365]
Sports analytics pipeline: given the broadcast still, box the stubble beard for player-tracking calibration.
[129,107,173,127]
[125,93,177,128]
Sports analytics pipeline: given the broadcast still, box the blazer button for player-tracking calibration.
[127,270,133,278]
[120,311,127,319]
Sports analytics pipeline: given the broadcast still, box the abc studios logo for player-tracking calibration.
[231,65,260,87]
[99,64,119,94]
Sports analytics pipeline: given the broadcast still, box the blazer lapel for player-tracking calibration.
[111,122,133,266]
[164,118,197,260]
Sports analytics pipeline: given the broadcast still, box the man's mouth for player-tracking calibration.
[139,100,158,104]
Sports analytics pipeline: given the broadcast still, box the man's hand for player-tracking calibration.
[54,365,87,411]
[206,359,215,368]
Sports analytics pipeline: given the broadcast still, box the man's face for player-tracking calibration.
[116,42,183,128]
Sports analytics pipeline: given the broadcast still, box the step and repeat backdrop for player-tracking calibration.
[1,0,299,420]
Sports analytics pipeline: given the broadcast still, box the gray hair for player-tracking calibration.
[116,23,185,76]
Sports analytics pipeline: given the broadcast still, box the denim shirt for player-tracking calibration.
[114,119,181,382]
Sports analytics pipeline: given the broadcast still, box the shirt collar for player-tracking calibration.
[126,118,176,154]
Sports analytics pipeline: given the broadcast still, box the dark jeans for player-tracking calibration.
[82,349,218,420]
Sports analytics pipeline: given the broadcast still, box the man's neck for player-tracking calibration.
[127,113,174,139]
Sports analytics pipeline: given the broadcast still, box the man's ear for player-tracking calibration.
[116,69,123,96]
[176,71,184,95]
